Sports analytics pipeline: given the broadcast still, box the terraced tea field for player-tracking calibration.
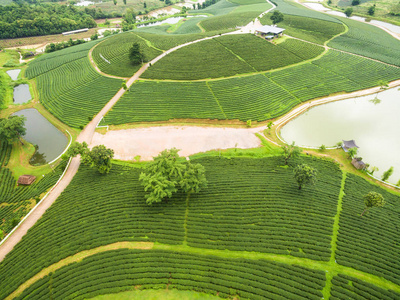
[1,157,399,300]
[142,35,324,80]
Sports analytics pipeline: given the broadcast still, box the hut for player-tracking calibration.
[342,140,359,152]
[351,158,367,170]
[18,175,36,186]
[255,25,285,38]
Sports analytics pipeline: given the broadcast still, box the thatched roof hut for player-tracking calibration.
[18,175,36,186]
[351,158,367,170]
[342,140,359,152]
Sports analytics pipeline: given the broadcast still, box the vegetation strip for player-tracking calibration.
[8,240,400,300]
[321,171,347,300]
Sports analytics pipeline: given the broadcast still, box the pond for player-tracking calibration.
[6,69,21,81]
[280,87,400,184]
[13,109,69,165]
[13,84,32,104]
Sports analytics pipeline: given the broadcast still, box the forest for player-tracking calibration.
[0,4,98,38]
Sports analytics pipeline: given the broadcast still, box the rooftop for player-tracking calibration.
[256,25,285,34]
[18,175,36,186]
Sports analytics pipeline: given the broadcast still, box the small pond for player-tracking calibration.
[6,69,21,81]
[13,84,32,104]
[280,87,400,184]
[13,109,68,165]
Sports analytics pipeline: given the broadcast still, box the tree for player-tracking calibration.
[180,162,207,193]
[347,147,357,159]
[361,191,385,217]
[368,4,376,15]
[319,144,326,151]
[369,166,379,175]
[84,145,114,174]
[344,7,353,17]
[267,121,274,130]
[113,0,117,5]
[270,10,284,24]
[351,0,360,5]
[139,148,207,205]
[293,164,317,190]
[0,116,26,145]
[144,1,147,8]
[90,33,98,40]
[381,166,394,181]
[281,142,302,165]
[129,42,145,65]
[62,142,114,174]
[123,0,126,4]
[378,80,389,90]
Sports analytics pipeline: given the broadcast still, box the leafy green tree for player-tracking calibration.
[267,121,274,130]
[293,164,317,190]
[368,4,376,15]
[140,148,207,205]
[381,166,394,181]
[361,191,385,217]
[344,7,353,17]
[84,145,114,174]
[378,80,389,90]
[62,141,89,159]
[90,33,98,40]
[123,0,126,4]
[63,142,114,174]
[0,116,26,145]
[129,42,145,65]
[347,147,357,159]
[113,0,117,5]
[270,10,284,24]
[351,0,360,6]
[282,142,302,165]
[180,162,207,193]
[319,144,326,151]
[0,229,4,240]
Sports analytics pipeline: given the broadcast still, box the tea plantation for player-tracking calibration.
[3,0,400,299]
[0,156,399,300]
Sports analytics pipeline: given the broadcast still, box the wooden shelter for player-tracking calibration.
[351,158,367,170]
[342,140,359,152]
[18,175,36,186]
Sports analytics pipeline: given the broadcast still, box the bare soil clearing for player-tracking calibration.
[91,126,262,160]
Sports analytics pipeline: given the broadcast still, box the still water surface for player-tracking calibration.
[280,88,400,184]
[13,84,31,104]
[13,109,68,165]
[6,69,21,81]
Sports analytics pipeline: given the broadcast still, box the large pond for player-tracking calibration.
[280,87,400,184]
[6,69,21,81]
[13,109,68,165]
[13,84,32,104]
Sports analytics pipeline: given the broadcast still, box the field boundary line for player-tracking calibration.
[322,171,347,300]
[7,240,400,299]
[183,193,191,246]
[134,33,164,52]
[213,38,258,72]
[206,81,228,119]
[264,73,302,104]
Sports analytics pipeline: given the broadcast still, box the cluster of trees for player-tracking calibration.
[0,116,26,145]
[139,148,207,205]
[45,38,87,53]
[63,142,114,174]
[0,4,96,38]
[270,10,284,24]
[281,142,318,190]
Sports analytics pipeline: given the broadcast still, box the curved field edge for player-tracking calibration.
[103,49,400,125]
[6,241,400,300]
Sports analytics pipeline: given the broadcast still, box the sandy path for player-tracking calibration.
[91,126,261,161]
